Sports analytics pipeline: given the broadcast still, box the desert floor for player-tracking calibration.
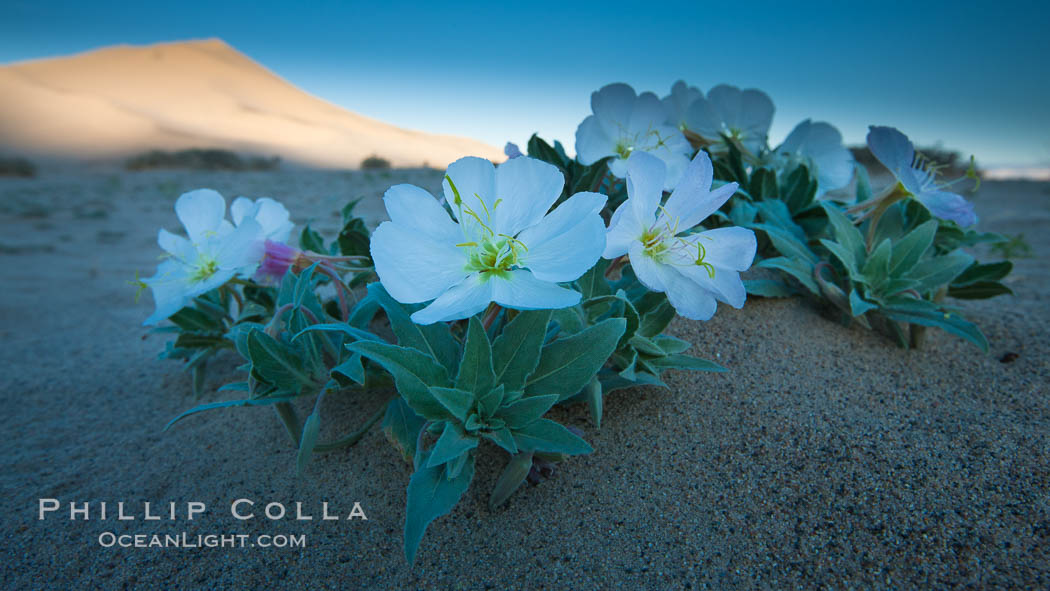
[1,166,1047,590]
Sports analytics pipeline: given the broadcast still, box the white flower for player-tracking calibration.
[684,84,775,155]
[604,151,756,321]
[143,189,265,325]
[371,156,608,325]
[774,119,855,196]
[575,83,692,191]
[866,126,977,227]
[662,80,703,131]
[230,196,294,243]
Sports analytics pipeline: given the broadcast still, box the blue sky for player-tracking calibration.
[3,0,1048,168]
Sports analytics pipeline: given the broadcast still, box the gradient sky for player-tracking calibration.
[3,0,1049,168]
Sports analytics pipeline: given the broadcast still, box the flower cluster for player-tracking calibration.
[138,77,1011,566]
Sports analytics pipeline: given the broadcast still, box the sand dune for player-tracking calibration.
[0,39,504,168]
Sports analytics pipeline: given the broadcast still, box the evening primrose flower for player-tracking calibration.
[866,126,977,227]
[230,196,294,243]
[774,119,855,196]
[371,156,608,325]
[143,189,264,325]
[684,84,774,155]
[604,151,756,321]
[575,83,691,191]
[661,80,703,131]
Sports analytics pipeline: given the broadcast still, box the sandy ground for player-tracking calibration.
[0,166,1047,590]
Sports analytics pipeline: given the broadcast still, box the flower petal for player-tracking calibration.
[917,190,978,227]
[411,274,493,325]
[675,261,747,309]
[175,189,227,244]
[442,156,496,223]
[491,269,581,310]
[627,241,668,293]
[627,92,667,136]
[608,156,629,179]
[707,85,742,132]
[684,95,722,138]
[661,268,720,320]
[866,126,914,175]
[662,80,703,128]
[518,192,607,282]
[215,217,266,274]
[591,83,637,136]
[603,201,642,259]
[659,152,738,230]
[575,115,614,166]
[383,184,461,244]
[370,221,468,304]
[738,88,775,139]
[230,196,252,226]
[250,198,294,242]
[625,151,666,225]
[157,229,195,261]
[684,227,757,272]
[493,156,565,235]
[142,260,192,325]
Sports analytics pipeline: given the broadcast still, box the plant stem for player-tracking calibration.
[482,303,502,330]
[313,264,351,321]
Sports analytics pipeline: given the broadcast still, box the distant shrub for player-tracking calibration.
[126,149,280,171]
[0,156,36,178]
[361,155,391,170]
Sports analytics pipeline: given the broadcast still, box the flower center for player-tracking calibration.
[615,140,634,159]
[190,256,219,283]
[461,235,527,278]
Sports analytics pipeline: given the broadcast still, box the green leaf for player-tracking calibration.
[426,422,479,468]
[882,301,989,352]
[820,201,866,266]
[628,335,665,356]
[888,220,937,275]
[753,224,819,264]
[296,394,324,475]
[820,238,864,282]
[947,281,1013,300]
[368,283,459,376]
[496,394,559,429]
[653,335,691,355]
[382,397,425,464]
[331,354,365,386]
[169,306,223,332]
[246,329,313,392]
[584,376,603,429]
[491,310,552,392]
[525,318,627,400]
[337,200,371,258]
[756,257,819,295]
[291,323,381,344]
[299,224,326,253]
[404,452,475,563]
[526,134,568,168]
[634,292,675,337]
[906,251,974,294]
[347,341,450,420]
[550,307,584,335]
[482,426,518,454]
[754,199,807,243]
[456,317,496,394]
[862,238,893,282]
[489,452,533,510]
[951,261,1012,287]
[577,259,612,299]
[512,418,592,455]
[164,396,295,430]
[428,387,475,422]
[744,278,795,298]
[647,354,727,372]
[849,289,878,317]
